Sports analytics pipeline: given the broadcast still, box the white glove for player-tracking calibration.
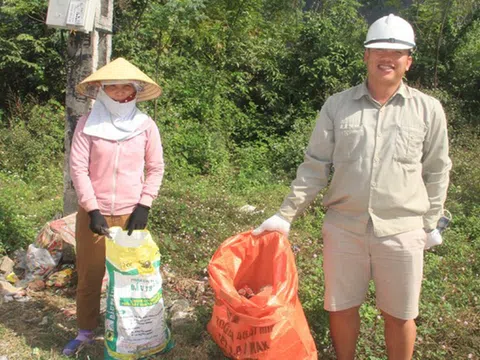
[425,229,443,250]
[252,214,291,236]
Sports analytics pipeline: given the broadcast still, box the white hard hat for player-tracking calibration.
[364,14,416,50]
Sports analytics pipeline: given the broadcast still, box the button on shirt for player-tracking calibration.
[279,82,452,237]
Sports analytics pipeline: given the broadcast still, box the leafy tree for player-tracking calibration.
[112,0,306,174]
[404,0,479,86]
[401,0,480,125]
[0,0,66,111]
[450,16,480,116]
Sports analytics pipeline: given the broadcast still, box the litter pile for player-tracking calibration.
[0,213,79,304]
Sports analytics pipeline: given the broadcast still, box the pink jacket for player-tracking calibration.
[70,115,164,215]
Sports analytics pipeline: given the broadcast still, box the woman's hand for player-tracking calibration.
[88,210,110,237]
[127,204,150,235]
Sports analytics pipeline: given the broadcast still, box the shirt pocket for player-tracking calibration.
[333,118,363,163]
[394,125,425,164]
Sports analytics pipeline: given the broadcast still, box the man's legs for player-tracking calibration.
[329,306,361,360]
[382,311,416,360]
[371,228,426,360]
[322,223,371,360]
[329,305,417,360]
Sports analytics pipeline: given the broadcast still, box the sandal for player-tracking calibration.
[63,330,94,357]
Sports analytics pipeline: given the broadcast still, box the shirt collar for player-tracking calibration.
[353,80,412,101]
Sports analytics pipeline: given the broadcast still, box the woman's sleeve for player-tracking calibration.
[70,116,99,212]
[139,120,165,207]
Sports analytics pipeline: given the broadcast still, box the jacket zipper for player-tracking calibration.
[111,141,120,215]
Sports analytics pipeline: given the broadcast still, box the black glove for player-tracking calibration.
[88,209,110,237]
[127,204,150,235]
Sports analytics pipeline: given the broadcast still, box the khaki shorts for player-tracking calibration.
[322,222,426,320]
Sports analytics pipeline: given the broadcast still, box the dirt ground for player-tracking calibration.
[0,276,226,360]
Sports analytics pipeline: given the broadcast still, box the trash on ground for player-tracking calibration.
[46,267,74,288]
[5,272,18,284]
[0,256,14,275]
[27,279,46,292]
[0,280,23,296]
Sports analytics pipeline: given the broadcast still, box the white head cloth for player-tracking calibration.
[83,85,148,141]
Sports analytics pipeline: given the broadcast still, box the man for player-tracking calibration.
[253,14,451,360]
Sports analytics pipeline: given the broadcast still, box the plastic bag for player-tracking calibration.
[104,227,174,359]
[24,243,60,280]
[207,230,318,359]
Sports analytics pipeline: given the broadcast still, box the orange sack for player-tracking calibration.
[207,230,318,359]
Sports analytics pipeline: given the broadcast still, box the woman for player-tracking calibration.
[63,58,164,356]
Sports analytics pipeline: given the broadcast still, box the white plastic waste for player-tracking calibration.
[425,210,452,250]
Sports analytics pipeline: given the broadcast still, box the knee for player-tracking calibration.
[330,306,361,320]
[382,310,415,328]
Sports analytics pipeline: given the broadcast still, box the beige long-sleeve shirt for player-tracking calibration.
[279,82,452,237]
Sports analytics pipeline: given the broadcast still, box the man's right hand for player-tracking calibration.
[425,229,443,250]
[252,214,291,236]
[88,209,110,237]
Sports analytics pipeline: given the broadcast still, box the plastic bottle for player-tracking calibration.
[425,210,451,250]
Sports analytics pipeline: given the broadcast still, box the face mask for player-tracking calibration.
[83,88,148,141]
[97,88,137,127]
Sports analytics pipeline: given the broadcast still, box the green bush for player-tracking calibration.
[446,128,480,216]
[230,141,275,189]
[0,98,64,181]
[0,98,64,254]
[0,172,62,254]
[266,109,318,179]
[161,118,231,177]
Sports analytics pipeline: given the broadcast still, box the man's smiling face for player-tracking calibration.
[364,48,413,88]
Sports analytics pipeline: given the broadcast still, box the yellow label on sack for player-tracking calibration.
[105,228,160,275]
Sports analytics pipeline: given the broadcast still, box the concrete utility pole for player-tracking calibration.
[63,0,114,215]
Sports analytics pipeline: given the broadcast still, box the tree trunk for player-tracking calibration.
[63,32,93,216]
[63,1,113,216]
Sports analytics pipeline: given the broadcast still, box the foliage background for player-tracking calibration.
[0,0,479,359]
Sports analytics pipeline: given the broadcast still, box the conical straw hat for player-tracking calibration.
[76,57,162,102]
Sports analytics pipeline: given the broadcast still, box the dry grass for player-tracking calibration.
[0,278,226,360]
